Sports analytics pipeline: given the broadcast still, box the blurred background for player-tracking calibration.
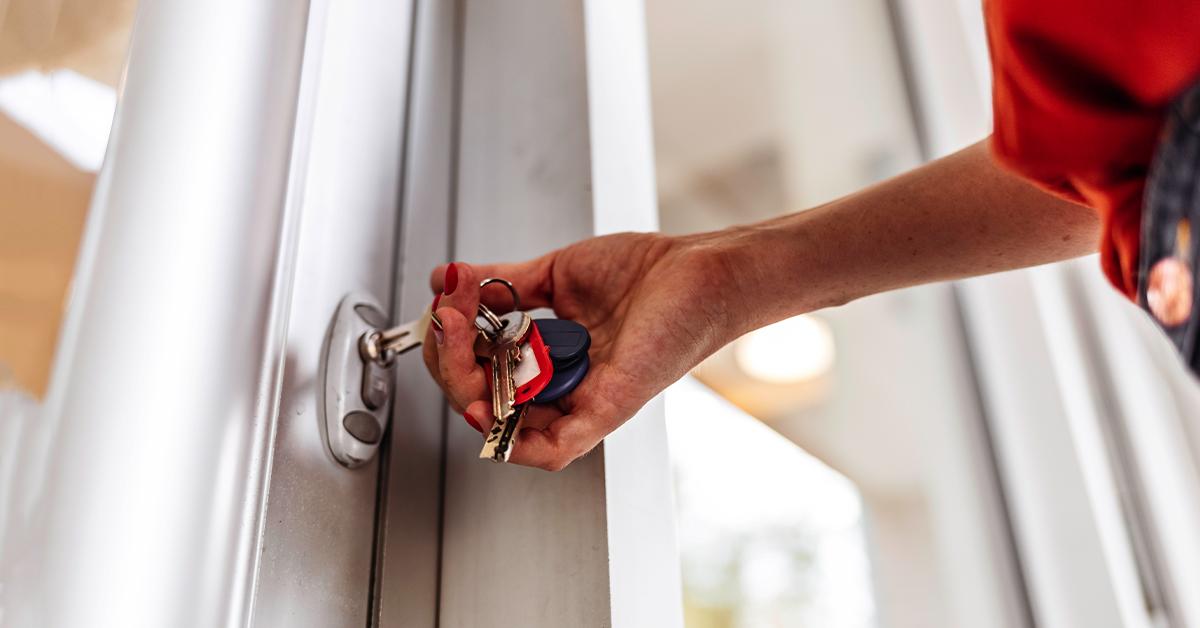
[4,1,1200,628]
[644,1,1200,627]
[0,0,134,399]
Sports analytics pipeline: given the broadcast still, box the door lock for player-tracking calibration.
[321,293,395,468]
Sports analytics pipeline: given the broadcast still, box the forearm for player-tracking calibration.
[710,139,1101,333]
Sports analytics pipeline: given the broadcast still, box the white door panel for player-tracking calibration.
[4,1,678,626]
[251,0,416,625]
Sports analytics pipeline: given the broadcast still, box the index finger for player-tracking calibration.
[429,252,557,311]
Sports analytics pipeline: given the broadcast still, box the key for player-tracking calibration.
[486,402,529,463]
[360,303,499,366]
[486,316,554,405]
[481,318,588,460]
[487,311,530,417]
[359,306,437,365]
[480,311,531,461]
[358,276,520,366]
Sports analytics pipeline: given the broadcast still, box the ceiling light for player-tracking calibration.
[734,314,835,384]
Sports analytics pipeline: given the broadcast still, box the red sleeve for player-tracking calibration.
[986,0,1200,299]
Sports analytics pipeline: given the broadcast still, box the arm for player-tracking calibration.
[720,139,1099,332]
[424,138,1100,471]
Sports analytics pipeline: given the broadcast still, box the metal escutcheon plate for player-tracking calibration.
[321,292,393,468]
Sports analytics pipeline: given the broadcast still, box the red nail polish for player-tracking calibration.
[463,412,483,433]
[444,263,459,296]
[432,293,442,310]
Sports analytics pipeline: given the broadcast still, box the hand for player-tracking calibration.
[423,232,743,471]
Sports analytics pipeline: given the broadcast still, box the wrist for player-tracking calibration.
[671,225,792,342]
[679,211,840,340]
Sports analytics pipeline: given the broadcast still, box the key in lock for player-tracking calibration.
[321,288,501,468]
[321,292,399,468]
[322,278,592,467]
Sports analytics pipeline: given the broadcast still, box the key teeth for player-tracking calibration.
[479,404,526,463]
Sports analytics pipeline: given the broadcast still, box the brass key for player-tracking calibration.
[480,311,531,461]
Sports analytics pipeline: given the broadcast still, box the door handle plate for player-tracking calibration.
[321,292,393,468]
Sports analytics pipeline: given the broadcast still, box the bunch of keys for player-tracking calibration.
[358,278,591,463]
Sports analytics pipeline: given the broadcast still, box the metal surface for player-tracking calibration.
[249,0,416,625]
[436,1,678,626]
[323,293,394,468]
[0,0,425,626]
[371,0,459,623]
[0,1,312,626]
[371,0,681,624]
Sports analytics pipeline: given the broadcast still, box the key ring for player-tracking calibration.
[479,277,521,313]
[476,305,505,334]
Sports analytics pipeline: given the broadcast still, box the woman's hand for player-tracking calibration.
[422,142,1103,472]
[423,232,744,471]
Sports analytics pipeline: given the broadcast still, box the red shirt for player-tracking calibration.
[986,0,1200,298]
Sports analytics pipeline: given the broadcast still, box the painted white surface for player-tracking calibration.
[584,1,683,626]
[960,272,1132,628]
[439,2,679,626]
[3,1,313,626]
[252,0,415,624]
[373,0,457,624]
[584,0,659,236]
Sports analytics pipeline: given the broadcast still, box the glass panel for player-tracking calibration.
[666,377,874,627]
[0,1,136,400]
[646,2,1007,627]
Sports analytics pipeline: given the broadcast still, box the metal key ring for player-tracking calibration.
[479,277,522,313]
[475,304,505,333]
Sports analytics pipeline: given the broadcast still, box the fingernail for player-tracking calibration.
[463,412,483,433]
[432,293,442,310]
[443,262,459,296]
[434,327,444,345]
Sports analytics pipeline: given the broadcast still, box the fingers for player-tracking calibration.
[436,261,479,321]
[429,253,556,311]
[424,254,624,472]
[464,399,494,434]
[421,262,490,412]
[431,307,488,413]
[462,400,603,472]
[509,411,608,472]
[422,257,557,428]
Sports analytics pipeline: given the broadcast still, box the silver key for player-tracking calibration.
[358,307,438,365]
[480,311,531,461]
[360,304,499,366]
[487,402,529,463]
[489,311,530,417]
[359,276,520,366]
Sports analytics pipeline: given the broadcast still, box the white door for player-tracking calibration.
[1,1,681,627]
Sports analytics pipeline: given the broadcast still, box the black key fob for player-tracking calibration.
[533,318,590,367]
[534,354,589,404]
[531,318,591,403]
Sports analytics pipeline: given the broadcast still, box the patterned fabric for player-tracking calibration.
[1138,83,1200,372]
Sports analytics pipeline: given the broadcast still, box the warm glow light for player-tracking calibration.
[735,314,835,383]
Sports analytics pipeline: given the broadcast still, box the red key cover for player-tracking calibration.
[514,322,553,404]
[482,320,554,405]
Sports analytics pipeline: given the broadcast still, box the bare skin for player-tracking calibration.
[423,139,1100,471]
